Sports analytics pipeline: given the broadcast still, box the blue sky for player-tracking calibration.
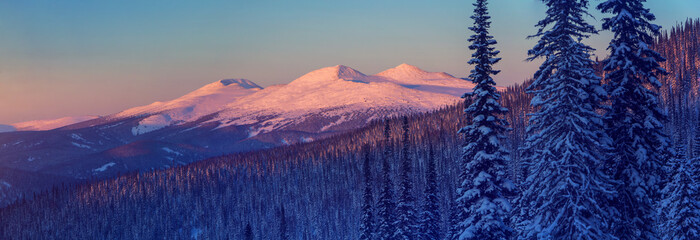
[1,0,698,123]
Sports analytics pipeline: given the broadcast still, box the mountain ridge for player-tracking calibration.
[3,64,469,132]
[0,63,480,206]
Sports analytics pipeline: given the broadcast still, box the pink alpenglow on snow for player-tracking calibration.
[211,64,478,133]
[1,65,487,137]
[113,79,263,135]
[10,116,100,132]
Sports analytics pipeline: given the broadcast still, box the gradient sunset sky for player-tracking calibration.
[1,0,698,124]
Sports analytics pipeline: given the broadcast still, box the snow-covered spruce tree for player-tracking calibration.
[598,0,671,238]
[397,116,417,240]
[517,0,618,239]
[361,146,376,240]
[420,143,441,240]
[660,145,699,240]
[378,121,398,240]
[454,0,514,239]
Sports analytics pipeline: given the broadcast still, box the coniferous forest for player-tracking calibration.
[1,1,699,240]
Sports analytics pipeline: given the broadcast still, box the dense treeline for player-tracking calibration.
[500,79,534,183]
[656,19,700,147]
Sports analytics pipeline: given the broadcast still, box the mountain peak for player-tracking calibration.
[217,79,262,89]
[190,79,262,95]
[114,78,262,122]
[376,63,456,80]
[394,63,424,72]
[290,65,367,86]
[327,65,366,79]
[376,63,428,77]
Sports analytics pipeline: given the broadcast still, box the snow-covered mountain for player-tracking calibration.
[113,78,262,135]
[211,64,473,136]
[0,64,476,205]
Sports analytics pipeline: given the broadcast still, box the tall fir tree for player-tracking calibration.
[660,145,699,240]
[397,116,417,240]
[454,0,514,239]
[360,145,376,240]
[517,0,618,239]
[420,143,441,240]
[378,120,398,240]
[598,0,670,239]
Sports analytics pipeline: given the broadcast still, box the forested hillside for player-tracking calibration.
[0,81,534,239]
[0,104,468,239]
